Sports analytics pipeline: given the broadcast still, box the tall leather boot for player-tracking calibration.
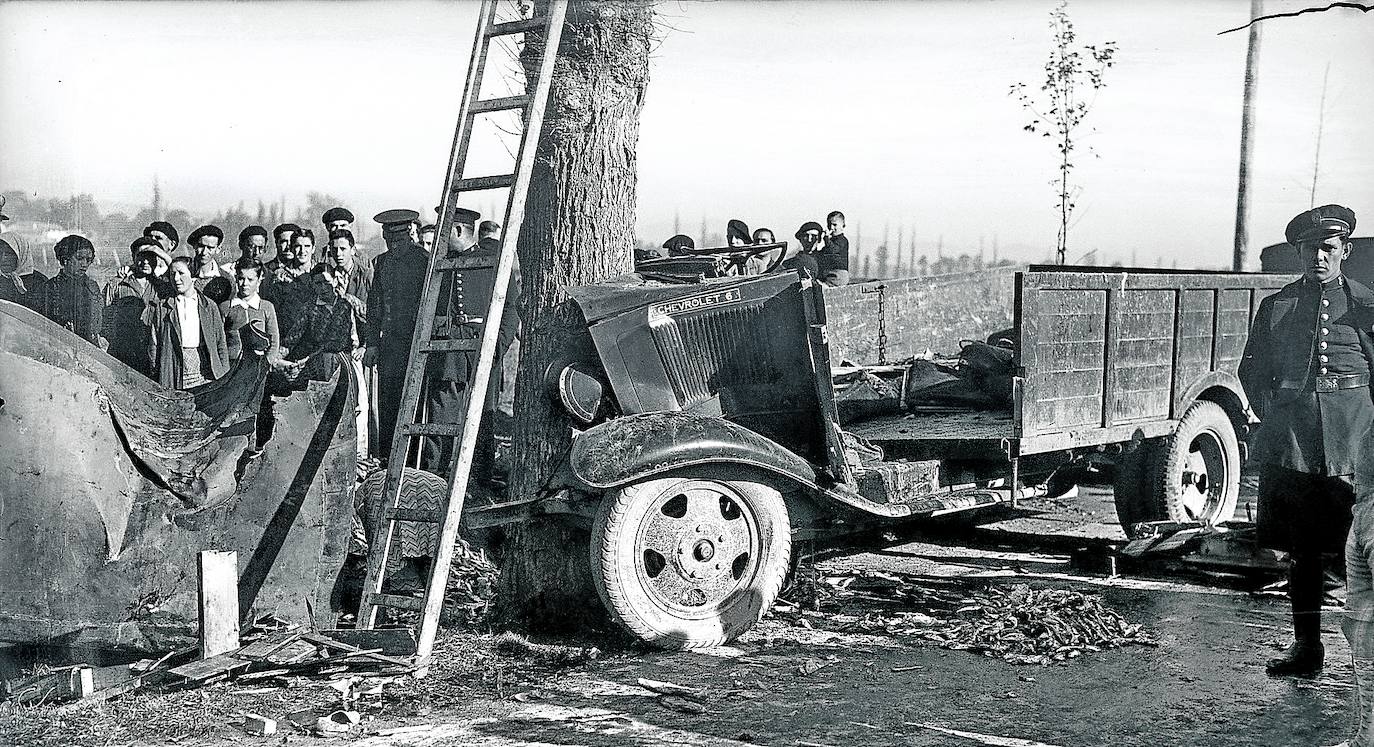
[1269,554,1326,678]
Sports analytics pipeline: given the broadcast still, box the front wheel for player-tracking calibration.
[590,475,791,649]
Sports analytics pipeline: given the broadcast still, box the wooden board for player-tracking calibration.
[845,409,1013,443]
[198,551,240,658]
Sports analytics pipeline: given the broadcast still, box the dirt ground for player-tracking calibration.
[3,485,1356,747]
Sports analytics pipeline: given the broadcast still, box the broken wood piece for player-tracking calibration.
[198,550,241,658]
[242,713,277,736]
[236,668,292,682]
[318,628,418,656]
[300,632,414,668]
[235,632,302,661]
[168,653,251,683]
[636,677,705,700]
[368,724,433,737]
[657,695,706,714]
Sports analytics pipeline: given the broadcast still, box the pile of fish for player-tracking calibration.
[908,584,1155,664]
[779,571,1154,665]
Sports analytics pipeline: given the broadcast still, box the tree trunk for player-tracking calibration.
[495,0,652,632]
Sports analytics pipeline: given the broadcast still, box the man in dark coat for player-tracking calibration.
[103,237,169,376]
[422,215,519,479]
[1239,204,1374,680]
[365,209,429,458]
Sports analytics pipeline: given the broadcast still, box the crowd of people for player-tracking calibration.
[639,209,852,287]
[0,203,513,480]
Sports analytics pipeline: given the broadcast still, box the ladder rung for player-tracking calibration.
[487,17,546,37]
[453,174,514,192]
[400,423,466,437]
[434,255,497,272]
[471,95,529,114]
[365,593,425,612]
[385,506,442,523]
[421,338,481,353]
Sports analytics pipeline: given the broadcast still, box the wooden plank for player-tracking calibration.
[198,550,241,658]
[300,632,414,668]
[318,628,419,656]
[167,653,250,683]
[235,632,301,661]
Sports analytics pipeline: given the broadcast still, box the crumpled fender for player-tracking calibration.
[569,411,818,490]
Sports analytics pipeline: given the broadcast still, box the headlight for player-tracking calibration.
[558,364,605,425]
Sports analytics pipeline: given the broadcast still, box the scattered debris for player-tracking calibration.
[658,694,708,714]
[797,657,836,676]
[314,709,361,735]
[637,677,705,700]
[241,713,277,736]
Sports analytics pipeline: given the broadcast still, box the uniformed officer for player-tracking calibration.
[365,208,428,457]
[422,209,520,481]
[1239,204,1374,680]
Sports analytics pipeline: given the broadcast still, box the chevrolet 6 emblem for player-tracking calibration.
[649,288,743,319]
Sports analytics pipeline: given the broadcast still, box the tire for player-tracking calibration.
[590,475,791,649]
[1113,440,1160,537]
[1149,400,1241,528]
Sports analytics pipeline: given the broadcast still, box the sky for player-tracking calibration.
[0,0,1371,269]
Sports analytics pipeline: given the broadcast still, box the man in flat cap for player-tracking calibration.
[367,208,428,457]
[144,221,180,258]
[1239,204,1372,683]
[322,207,355,234]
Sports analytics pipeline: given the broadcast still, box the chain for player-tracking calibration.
[860,283,888,364]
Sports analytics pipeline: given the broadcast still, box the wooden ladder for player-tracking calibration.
[357,0,568,672]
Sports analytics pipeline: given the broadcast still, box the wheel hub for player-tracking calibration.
[1180,430,1227,522]
[635,485,760,610]
[674,522,734,581]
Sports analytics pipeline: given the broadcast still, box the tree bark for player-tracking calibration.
[495,0,652,632]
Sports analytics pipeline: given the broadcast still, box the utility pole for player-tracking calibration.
[1310,62,1330,208]
[1232,0,1262,271]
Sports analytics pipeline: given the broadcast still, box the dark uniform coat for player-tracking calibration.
[1239,274,1374,552]
[368,241,431,451]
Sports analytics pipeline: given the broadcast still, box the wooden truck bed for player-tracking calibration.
[839,268,1294,459]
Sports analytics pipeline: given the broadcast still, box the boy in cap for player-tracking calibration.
[33,235,104,345]
[103,237,170,376]
[1240,204,1373,684]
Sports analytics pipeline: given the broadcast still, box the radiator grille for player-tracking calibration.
[652,304,779,408]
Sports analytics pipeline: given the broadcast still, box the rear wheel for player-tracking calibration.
[591,475,791,649]
[1150,400,1240,528]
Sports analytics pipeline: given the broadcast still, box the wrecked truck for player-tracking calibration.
[470,258,1292,649]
